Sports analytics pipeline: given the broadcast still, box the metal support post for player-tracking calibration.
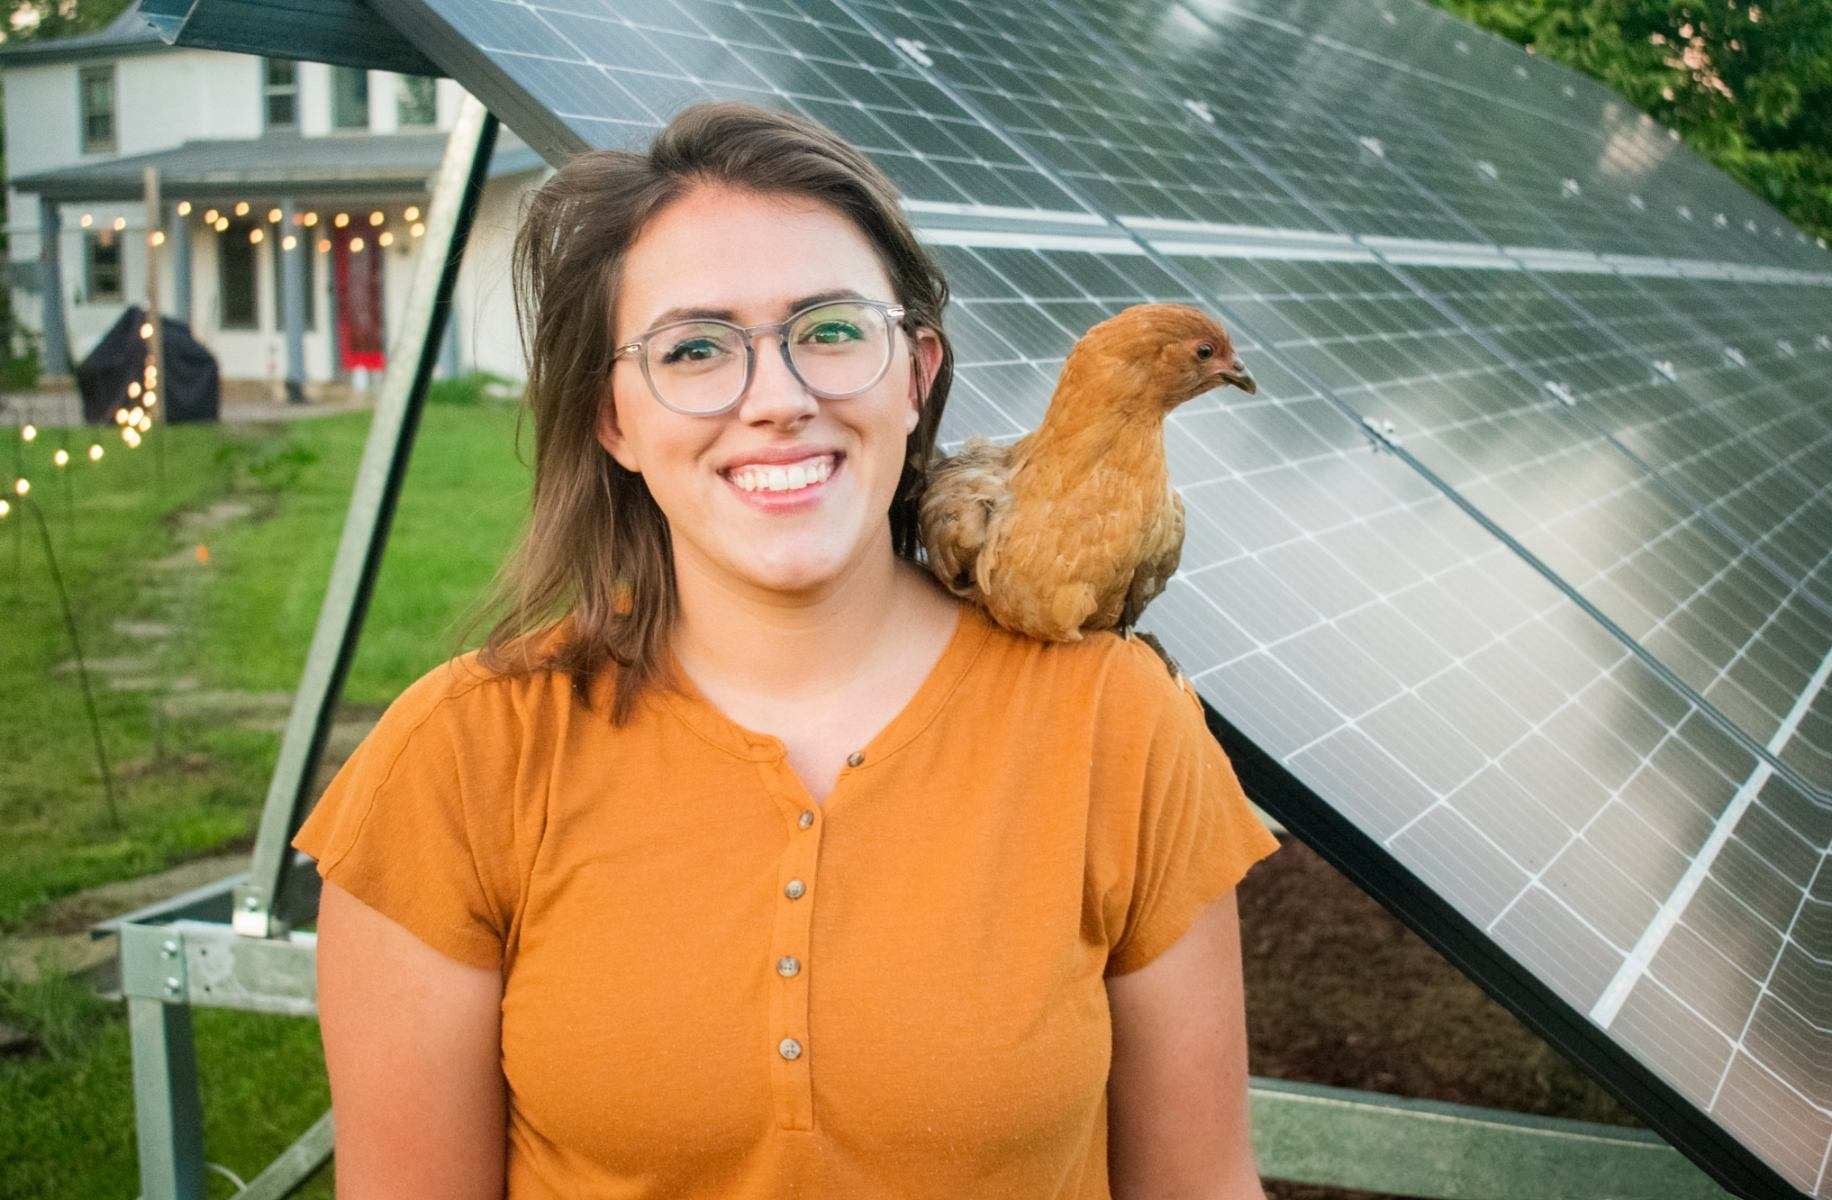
[230,94,497,936]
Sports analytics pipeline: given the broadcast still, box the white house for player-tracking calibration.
[1,4,546,396]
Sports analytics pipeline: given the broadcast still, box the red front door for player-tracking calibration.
[332,224,385,372]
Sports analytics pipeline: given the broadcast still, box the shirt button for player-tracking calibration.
[846,750,865,768]
[798,809,815,829]
[784,879,806,899]
[777,955,800,977]
[779,1037,803,1061]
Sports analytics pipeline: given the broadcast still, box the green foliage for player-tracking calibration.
[1430,0,1832,240]
[0,0,134,44]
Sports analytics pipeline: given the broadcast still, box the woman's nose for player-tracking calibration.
[735,335,818,425]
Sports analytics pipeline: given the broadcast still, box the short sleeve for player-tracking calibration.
[1100,645,1280,978]
[292,663,513,970]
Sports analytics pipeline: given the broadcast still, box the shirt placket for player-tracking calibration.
[756,748,869,1133]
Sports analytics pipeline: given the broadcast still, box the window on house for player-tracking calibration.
[79,65,116,153]
[331,66,370,130]
[84,230,123,303]
[396,75,436,127]
[264,59,298,130]
[219,220,259,330]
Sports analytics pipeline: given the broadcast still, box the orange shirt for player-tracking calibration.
[293,599,1279,1198]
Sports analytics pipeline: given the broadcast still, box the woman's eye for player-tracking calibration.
[799,320,864,346]
[660,337,724,365]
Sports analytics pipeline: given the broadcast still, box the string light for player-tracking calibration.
[234,201,250,216]
[144,391,157,408]
[282,234,298,251]
[114,409,129,426]
[128,381,141,398]
[214,217,229,233]
[267,207,282,223]
[410,222,426,238]
[333,213,350,228]
[303,212,319,227]
[53,449,69,468]
[79,213,94,228]
[13,478,28,497]
[368,210,385,226]
[250,228,264,244]
[129,406,145,424]
[350,237,365,253]
[139,322,153,340]
[0,499,9,519]
[177,200,192,216]
[123,427,141,449]
[316,238,332,253]
[404,205,421,222]
[378,231,394,248]
[149,230,166,246]
[112,216,126,231]
[88,444,103,462]
[203,208,220,224]
[20,424,35,442]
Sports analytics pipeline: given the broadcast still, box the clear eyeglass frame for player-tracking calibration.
[612,298,909,417]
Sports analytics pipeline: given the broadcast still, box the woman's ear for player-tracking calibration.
[595,379,641,474]
[907,327,943,433]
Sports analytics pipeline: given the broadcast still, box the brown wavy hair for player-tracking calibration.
[453,101,955,724]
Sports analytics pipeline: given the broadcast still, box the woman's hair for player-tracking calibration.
[455,101,955,725]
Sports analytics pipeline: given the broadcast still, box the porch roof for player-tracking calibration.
[13,128,541,204]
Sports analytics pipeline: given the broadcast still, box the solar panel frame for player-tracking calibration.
[364,1,1832,1194]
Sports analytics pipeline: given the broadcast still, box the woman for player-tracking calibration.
[295,101,1279,1199]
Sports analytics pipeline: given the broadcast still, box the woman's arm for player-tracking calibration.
[315,880,508,1199]
[1106,887,1266,1200]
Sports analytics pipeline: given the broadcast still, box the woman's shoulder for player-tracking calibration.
[968,610,1200,727]
[369,618,595,744]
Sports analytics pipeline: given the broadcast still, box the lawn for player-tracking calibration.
[1,376,530,1198]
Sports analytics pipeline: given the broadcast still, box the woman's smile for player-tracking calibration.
[719,451,845,512]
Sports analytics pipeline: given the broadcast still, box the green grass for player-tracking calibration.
[1,376,531,1197]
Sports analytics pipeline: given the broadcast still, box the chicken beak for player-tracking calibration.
[1215,357,1257,395]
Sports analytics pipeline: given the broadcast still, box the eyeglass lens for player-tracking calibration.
[642,300,894,413]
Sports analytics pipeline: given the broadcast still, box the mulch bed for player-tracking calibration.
[1237,836,1637,1200]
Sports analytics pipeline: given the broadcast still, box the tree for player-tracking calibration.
[1432,0,1832,239]
[2,0,133,43]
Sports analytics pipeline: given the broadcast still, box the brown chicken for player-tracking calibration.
[918,304,1256,667]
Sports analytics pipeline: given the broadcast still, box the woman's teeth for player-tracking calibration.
[727,455,836,494]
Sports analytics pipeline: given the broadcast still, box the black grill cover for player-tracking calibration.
[76,306,219,425]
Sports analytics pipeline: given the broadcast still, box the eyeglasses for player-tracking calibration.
[613,298,908,416]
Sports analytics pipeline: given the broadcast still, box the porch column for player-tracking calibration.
[169,201,192,327]
[36,196,72,378]
[437,307,460,379]
[279,198,307,404]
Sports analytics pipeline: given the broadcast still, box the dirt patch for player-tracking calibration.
[1239,837,1635,1199]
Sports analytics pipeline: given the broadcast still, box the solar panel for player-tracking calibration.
[366,0,1831,1195]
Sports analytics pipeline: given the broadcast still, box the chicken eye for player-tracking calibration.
[1195,341,1216,361]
